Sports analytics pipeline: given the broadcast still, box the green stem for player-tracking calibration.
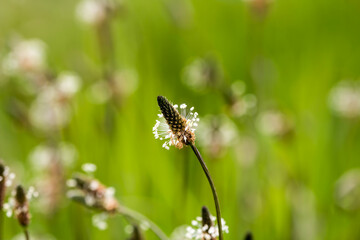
[96,18,116,82]
[0,209,3,240]
[24,228,30,240]
[189,143,223,240]
[117,206,169,240]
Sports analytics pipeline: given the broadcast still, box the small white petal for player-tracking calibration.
[82,163,97,173]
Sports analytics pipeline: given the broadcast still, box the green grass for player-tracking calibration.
[1,0,360,239]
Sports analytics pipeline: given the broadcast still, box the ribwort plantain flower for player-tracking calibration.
[153,96,199,150]
[185,206,229,240]
[328,80,360,119]
[182,57,222,92]
[154,96,223,240]
[4,185,38,228]
[67,170,119,230]
[244,232,253,240]
[2,38,46,76]
[0,162,15,210]
[66,174,119,213]
[0,162,5,210]
[256,109,293,138]
[197,114,238,159]
[67,168,169,239]
[127,225,144,240]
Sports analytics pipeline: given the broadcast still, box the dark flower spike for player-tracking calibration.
[0,162,5,210]
[202,206,216,240]
[0,161,15,210]
[14,185,30,227]
[185,206,228,239]
[244,232,253,240]
[154,96,199,149]
[157,96,186,133]
[128,225,144,240]
[201,206,213,229]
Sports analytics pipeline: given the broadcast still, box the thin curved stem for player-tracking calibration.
[117,206,169,240]
[189,143,223,240]
[24,228,30,240]
[0,210,3,240]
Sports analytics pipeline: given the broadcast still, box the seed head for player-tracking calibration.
[154,96,199,149]
[128,225,144,240]
[0,161,16,210]
[201,206,213,229]
[185,206,229,240]
[157,96,187,133]
[14,185,30,227]
[244,232,253,240]
[0,161,5,210]
[67,174,119,213]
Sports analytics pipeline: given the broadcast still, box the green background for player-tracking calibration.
[1,0,360,239]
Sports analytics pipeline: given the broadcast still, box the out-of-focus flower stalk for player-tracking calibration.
[189,144,223,240]
[67,174,169,240]
[118,206,169,240]
[0,161,5,239]
[14,185,31,240]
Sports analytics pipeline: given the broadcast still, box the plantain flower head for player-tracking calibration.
[3,185,38,228]
[153,96,200,150]
[185,206,229,240]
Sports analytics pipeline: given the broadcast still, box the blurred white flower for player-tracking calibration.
[88,69,138,104]
[67,175,119,212]
[76,0,107,26]
[234,136,258,167]
[170,226,189,240]
[26,186,39,200]
[335,169,360,211]
[197,114,238,158]
[111,69,138,98]
[329,80,360,119]
[287,185,319,240]
[165,0,194,28]
[2,39,46,75]
[182,57,222,91]
[230,81,257,117]
[257,109,293,137]
[140,220,150,231]
[92,212,109,230]
[28,142,77,214]
[124,224,134,234]
[88,80,112,104]
[82,163,97,173]
[185,215,229,240]
[3,167,15,188]
[56,72,82,98]
[29,87,71,132]
[75,0,119,26]
[29,142,77,170]
[29,72,81,132]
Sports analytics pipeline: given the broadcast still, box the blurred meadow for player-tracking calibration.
[1,0,360,239]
